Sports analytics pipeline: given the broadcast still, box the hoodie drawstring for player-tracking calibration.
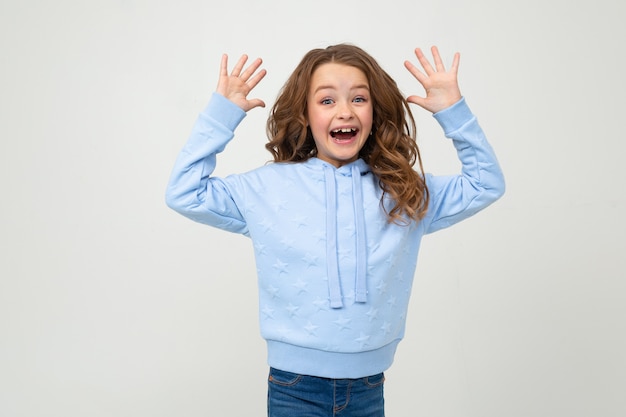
[352,164,368,303]
[324,163,368,309]
[324,166,342,308]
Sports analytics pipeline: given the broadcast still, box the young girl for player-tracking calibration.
[166,44,504,417]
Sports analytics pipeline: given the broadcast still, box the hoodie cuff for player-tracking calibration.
[432,97,474,135]
[202,92,247,132]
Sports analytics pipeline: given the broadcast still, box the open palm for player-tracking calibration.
[404,46,462,113]
[216,54,267,112]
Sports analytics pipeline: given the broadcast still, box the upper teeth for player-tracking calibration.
[333,128,355,133]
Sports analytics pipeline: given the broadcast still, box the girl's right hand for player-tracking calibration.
[216,54,267,112]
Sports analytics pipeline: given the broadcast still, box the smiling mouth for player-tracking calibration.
[330,128,358,140]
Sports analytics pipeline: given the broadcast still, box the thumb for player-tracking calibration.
[245,98,266,111]
[406,95,427,109]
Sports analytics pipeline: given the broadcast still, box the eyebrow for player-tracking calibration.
[313,84,370,94]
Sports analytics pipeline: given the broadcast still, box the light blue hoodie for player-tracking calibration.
[166,93,504,378]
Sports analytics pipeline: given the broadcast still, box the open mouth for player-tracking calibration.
[330,128,358,141]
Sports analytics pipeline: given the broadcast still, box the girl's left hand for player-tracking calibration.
[404,46,462,113]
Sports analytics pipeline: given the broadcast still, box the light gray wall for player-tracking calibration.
[1,1,624,416]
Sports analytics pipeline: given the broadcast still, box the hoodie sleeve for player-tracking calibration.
[423,97,505,234]
[165,93,249,235]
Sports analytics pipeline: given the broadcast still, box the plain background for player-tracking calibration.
[1,0,624,416]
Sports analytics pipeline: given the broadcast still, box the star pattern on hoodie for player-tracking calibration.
[354,332,370,348]
[312,297,329,312]
[380,321,392,335]
[292,278,308,294]
[333,316,352,331]
[261,306,275,319]
[241,162,421,360]
[258,218,274,233]
[254,241,268,256]
[291,215,308,229]
[302,253,319,268]
[366,307,379,322]
[272,199,289,213]
[376,281,388,295]
[304,321,319,335]
[273,259,289,275]
[285,303,300,317]
[280,236,296,251]
[394,270,406,285]
[266,285,280,299]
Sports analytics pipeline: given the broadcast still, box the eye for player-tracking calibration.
[353,96,367,103]
[321,98,334,105]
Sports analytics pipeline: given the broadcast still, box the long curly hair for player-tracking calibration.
[266,44,429,224]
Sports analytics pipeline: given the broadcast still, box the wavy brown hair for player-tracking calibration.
[266,44,429,224]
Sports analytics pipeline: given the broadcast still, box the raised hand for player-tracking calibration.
[216,54,267,112]
[404,46,462,114]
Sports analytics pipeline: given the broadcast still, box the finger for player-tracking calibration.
[230,54,248,77]
[414,47,435,75]
[246,68,267,90]
[404,60,427,84]
[216,54,230,94]
[220,54,229,77]
[450,52,461,75]
[431,46,446,72]
[240,57,264,82]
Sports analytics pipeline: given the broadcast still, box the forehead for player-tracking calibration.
[310,63,369,90]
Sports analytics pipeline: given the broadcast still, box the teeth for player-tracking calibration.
[332,128,356,133]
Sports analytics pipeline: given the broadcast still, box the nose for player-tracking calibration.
[336,101,354,119]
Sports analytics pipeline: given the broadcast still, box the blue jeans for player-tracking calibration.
[267,367,385,417]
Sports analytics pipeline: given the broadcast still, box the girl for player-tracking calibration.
[166,44,504,417]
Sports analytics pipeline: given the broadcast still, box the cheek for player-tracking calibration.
[361,106,373,124]
[308,123,325,145]
[309,123,325,139]
[309,114,330,136]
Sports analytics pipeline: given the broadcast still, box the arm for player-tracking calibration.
[404,46,505,232]
[165,54,267,233]
[424,98,505,232]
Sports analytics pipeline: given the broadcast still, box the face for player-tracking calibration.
[306,63,373,168]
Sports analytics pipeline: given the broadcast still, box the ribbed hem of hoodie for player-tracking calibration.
[202,92,246,131]
[266,339,399,379]
[433,97,473,135]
